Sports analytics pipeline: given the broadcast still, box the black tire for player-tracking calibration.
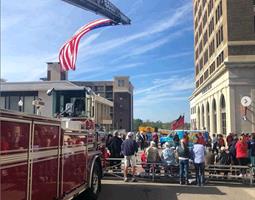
[90,162,102,198]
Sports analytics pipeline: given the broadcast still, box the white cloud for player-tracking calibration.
[77,2,193,62]
[159,51,194,60]
[134,75,194,107]
[131,68,193,79]
[1,56,47,82]
[72,62,143,80]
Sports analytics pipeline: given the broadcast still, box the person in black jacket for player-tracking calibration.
[109,130,123,168]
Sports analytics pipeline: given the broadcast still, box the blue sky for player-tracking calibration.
[1,0,194,122]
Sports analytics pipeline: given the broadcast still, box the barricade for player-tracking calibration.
[104,158,180,182]
[206,164,255,185]
[103,158,255,185]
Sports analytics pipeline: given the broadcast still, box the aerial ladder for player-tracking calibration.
[61,0,131,25]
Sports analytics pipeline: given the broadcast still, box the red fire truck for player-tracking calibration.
[0,109,106,200]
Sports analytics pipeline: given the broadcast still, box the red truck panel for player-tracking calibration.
[1,163,28,200]
[31,159,58,200]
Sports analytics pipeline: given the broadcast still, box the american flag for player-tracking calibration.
[59,19,114,71]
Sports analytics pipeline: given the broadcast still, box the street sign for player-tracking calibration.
[241,96,252,107]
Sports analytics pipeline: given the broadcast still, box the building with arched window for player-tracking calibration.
[190,0,255,135]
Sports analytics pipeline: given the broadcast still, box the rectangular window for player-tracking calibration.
[199,41,203,54]
[210,62,215,74]
[106,86,113,92]
[204,70,209,80]
[216,26,224,47]
[203,11,208,27]
[195,19,198,30]
[0,96,5,109]
[203,30,208,46]
[195,33,198,44]
[118,80,125,87]
[47,70,51,81]
[96,86,104,92]
[198,6,202,19]
[217,51,224,67]
[199,24,202,36]
[200,58,203,70]
[204,49,208,64]
[220,25,224,44]
[209,17,214,36]
[195,49,199,60]
[208,0,214,15]
[60,72,66,80]
[24,96,35,114]
[9,96,20,111]
[200,76,204,85]
[209,39,215,57]
[196,80,200,88]
[215,0,223,24]
[196,64,199,75]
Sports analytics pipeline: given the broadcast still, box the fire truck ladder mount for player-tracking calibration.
[61,0,131,25]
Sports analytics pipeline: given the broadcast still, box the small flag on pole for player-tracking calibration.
[59,19,114,71]
[171,115,184,130]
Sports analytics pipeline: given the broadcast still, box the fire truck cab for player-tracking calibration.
[0,108,105,200]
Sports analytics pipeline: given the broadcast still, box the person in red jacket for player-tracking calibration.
[235,135,248,175]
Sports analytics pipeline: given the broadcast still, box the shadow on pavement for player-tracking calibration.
[96,182,226,200]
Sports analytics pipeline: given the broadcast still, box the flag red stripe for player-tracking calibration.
[59,19,113,71]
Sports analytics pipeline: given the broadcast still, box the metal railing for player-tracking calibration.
[103,158,255,185]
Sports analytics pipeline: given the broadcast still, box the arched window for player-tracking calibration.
[212,98,217,134]
[197,106,200,129]
[202,105,205,129]
[220,95,226,135]
[207,102,210,131]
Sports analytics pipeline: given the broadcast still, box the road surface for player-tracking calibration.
[96,179,255,200]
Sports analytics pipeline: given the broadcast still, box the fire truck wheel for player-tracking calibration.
[91,162,101,196]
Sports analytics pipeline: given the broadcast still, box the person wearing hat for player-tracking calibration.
[121,132,138,182]
[192,137,206,186]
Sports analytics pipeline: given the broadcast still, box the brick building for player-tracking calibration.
[190,0,255,134]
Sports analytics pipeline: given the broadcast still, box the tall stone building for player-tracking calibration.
[190,0,255,134]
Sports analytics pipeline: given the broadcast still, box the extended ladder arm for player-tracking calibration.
[62,0,131,25]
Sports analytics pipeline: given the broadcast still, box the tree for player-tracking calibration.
[133,119,143,131]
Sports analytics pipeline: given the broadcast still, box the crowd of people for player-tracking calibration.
[105,130,255,186]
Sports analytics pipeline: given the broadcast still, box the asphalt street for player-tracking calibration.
[97,180,255,200]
